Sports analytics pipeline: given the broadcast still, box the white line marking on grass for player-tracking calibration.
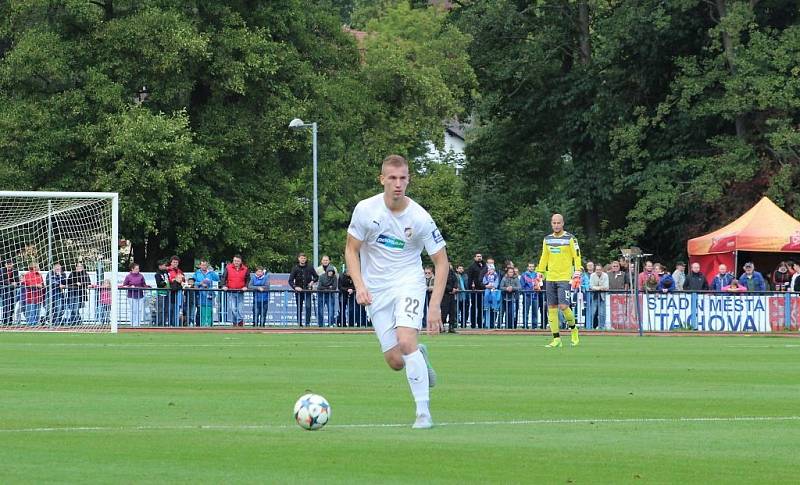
[724,344,800,348]
[0,342,485,349]
[2,416,797,434]
[0,342,369,349]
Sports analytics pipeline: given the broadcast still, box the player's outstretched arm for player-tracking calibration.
[426,247,449,335]
[345,233,372,306]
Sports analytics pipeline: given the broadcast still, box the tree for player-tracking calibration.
[456,0,800,264]
[0,0,476,271]
[409,156,471,264]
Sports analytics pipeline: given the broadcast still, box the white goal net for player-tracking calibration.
[0,192,119,332]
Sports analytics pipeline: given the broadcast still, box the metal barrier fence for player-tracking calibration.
[113,288,547,329]
[112,288,799,332]
[1,284,112,327]
[115,288,371,328]
[2,285,798,332]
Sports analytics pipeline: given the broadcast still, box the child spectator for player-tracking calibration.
[644,272,659,292]
[184,277,199,326]
[248,266,271,327]
[317,267,337,327]
[722,279,747,292]
[193,260,219,327]
[656,267,676,293]
[482,263,501,328]
[520,263,541,329]
[122,263,148,327]
[499,266,520,328]
[96,279,112,324]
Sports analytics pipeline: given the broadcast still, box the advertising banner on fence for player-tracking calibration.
[641,293,770,332]
[608,292,800,332]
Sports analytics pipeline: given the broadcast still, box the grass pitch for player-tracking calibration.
[0,331,797,484]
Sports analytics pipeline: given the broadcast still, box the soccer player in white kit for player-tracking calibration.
[345,154,449,429]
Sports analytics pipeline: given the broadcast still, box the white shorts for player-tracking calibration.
[366,286,426,353]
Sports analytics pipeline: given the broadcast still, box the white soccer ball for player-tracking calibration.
[293,393,331,431]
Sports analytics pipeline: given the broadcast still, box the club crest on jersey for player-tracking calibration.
[404,227,413,238]
[376,234,405,249]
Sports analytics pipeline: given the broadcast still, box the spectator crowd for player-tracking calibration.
[3,251,800,329]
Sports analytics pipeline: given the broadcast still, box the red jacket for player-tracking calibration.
[22,271,44,304]
[167,267,184,282]
[223,264,249,290]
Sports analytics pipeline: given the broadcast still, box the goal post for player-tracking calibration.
[0,191,119,332]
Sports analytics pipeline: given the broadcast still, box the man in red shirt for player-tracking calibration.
[221,255,249,326]
[167,256,184,281]
[22,262,44,326]
[637,260,660,291]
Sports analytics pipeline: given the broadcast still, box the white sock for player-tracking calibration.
[416,400,430,417]
[402,350,430,409]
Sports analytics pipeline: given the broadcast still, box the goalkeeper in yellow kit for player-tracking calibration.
[537,214,583,348]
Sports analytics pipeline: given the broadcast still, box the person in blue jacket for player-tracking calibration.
[655,269,676,293]
[711,263,735,291]
[738,262,767,291]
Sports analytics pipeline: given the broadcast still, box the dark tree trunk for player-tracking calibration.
[715,0,747,140]
[577,1,592,66]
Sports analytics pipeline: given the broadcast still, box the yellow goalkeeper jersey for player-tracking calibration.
[538,231,583,282]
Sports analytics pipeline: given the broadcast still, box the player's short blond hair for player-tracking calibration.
[381,154,410,174]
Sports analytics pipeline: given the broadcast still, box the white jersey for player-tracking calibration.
[348,193,446,293]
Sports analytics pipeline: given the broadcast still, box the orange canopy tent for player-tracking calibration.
[687,197,800,283]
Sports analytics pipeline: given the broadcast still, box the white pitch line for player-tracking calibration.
[724,344,800,348]
[0,343,368,349]
[1,416,797,434]
[0,342,485,349]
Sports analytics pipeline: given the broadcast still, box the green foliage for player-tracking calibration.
[459,0,800,266]
[0,0,475,271]
[408,158,470,263]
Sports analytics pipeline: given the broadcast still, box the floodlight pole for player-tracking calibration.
[311,122,319,268]
[289,118,319,266]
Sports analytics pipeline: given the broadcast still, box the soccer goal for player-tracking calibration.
[0,191,119,332]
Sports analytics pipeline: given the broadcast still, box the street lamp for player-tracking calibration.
[289,117,319,267]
